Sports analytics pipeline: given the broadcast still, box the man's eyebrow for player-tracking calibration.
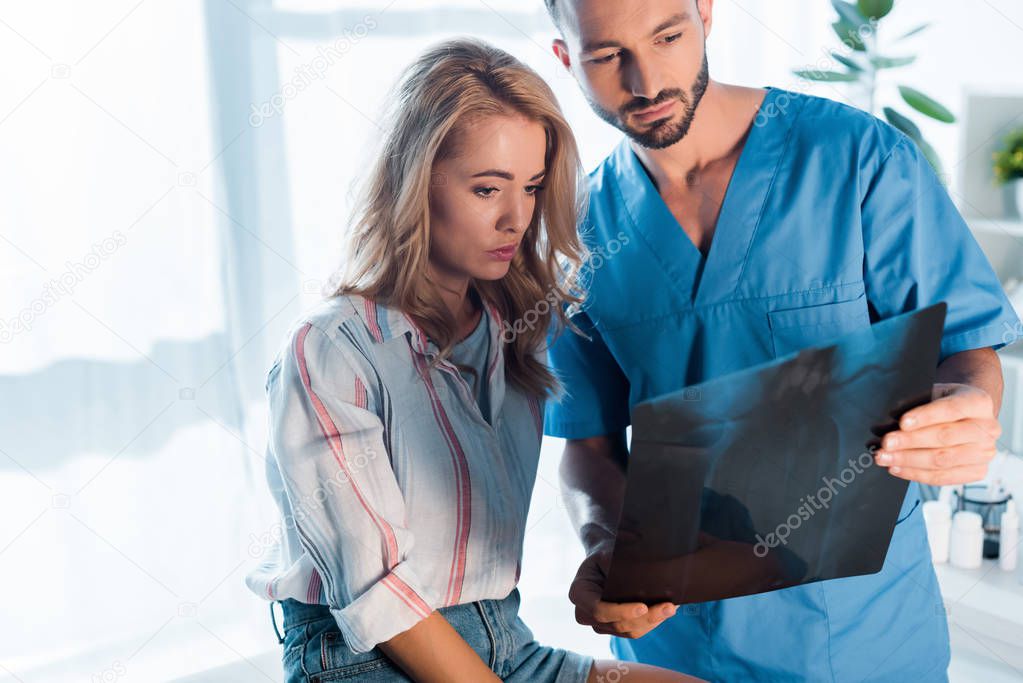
[470,169,547,181]
[651,12,689,36]
[581,37,621,53]
[581,12,690,53]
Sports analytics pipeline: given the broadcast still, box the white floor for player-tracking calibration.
[162,642,1021,682]
[169,651,282,682]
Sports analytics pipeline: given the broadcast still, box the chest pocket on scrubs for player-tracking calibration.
[767,292,870,358]
[770,293,924,528]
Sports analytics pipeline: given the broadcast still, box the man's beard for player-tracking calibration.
[589,52,710,150]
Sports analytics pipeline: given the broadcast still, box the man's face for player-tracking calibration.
[554,0,711,149]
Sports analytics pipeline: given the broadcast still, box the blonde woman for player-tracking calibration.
[245,38,699,683]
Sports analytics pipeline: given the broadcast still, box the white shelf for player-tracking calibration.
[935,560,1023,675]
[935,452,1021,670]
[967,218,1023,237]
[962,216,1023,305]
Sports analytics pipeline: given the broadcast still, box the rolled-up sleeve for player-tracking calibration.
[861,135,1022,360]
[544,309,631,439]
[268,321,435,653]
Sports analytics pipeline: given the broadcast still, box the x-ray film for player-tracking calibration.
[602,303,947,605]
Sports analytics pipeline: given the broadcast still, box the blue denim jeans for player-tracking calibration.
[275,587,593,682]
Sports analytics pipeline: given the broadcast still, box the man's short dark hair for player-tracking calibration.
[548,1,703,32]
[543,0,562,30]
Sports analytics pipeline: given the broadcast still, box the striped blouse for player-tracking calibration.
[244,293,546,653]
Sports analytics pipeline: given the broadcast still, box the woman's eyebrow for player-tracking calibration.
[470,169,547,181]
[471,169,513,180]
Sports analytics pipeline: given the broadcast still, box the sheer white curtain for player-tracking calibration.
[7,1,1018,680]
[0,1,282,680]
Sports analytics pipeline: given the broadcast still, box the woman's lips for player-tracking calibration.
[487,244,517,261]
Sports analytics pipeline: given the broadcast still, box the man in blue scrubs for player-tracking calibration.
[542,0,1021,680]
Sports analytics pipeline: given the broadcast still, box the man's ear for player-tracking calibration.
[552,38,572,71]
[697,0,714,39]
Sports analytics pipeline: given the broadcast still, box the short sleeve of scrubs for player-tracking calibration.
[861,135,1021,360]
[544,309,631,439]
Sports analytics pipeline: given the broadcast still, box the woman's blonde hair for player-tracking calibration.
[331,37,587,399]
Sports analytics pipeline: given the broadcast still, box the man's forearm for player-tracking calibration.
[936,347,1004,415]
[559,431,630,552]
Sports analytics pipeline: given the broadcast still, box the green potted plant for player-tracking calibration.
[794,0,955,179]
[993,128,1023,218]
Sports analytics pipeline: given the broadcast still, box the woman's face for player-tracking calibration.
[428,113,548,287]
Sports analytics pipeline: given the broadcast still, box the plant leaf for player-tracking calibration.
[832,19,867,51]
[857,0,894,20]
[831,51,864,72]
[832,0,868,27]
[884,107,922,141]
[917,136,945,180]
[793,69,861,82]
[899,86,956,123]
[898,23,930,40]
[885,108,946,180]
[871,55,917,69]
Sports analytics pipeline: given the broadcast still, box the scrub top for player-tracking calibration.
[544,88,1021,682]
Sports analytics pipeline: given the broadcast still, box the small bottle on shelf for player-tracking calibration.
[923,500,951,563]
[950,510,984,570]
[1000,499,1018,572]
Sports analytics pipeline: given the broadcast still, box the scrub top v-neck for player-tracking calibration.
[545,87,1020,682]
[619,99,771,307]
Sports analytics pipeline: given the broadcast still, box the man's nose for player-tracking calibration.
[623,56,663,101]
